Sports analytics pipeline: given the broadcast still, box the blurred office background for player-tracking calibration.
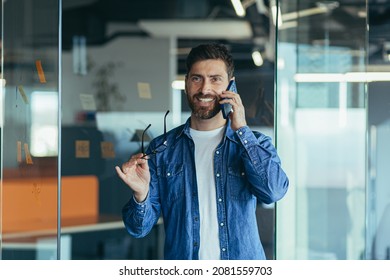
[0,0,389,260]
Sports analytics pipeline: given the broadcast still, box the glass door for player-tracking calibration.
[1,0,61,259]
[275,0,368,259]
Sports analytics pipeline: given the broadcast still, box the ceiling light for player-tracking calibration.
[282,6,328,21]
[252,50,264,67]
[231,0,246,17]
[294,72,390,83]
[357,10,367,18]
[172,80,185,90]
[278,21,297,30]
[270,0,283,27]
[138,20,252,39]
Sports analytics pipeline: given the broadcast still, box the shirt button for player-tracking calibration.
[244,140,248,144]
[241,172,245,176]
[167,172,171,176]
[220,223,224,227]
[216,173,220,177]
[239,131,243,135]
[222,248,226,252]
[216,151,220,154]
[218,198,222,202]
[194,217,199,222]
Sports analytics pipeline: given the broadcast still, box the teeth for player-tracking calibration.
[198,98,213,102]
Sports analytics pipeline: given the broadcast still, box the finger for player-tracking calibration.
[220,98,237,109]
[115,166,127,181]
[219,98,233,105]
[230,95,242,105]
[141,154,150,160]
[221,96,240,108]
[121,160,134,172]
[129,153,144,162]
[136,157,150,171]
[221,92,234,99]
[222,89,240,97]
[136,152,145,158]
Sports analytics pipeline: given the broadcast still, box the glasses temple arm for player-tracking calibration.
[141,124,151,154]
[163,110,170,140]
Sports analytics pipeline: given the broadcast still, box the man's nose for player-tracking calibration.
[200,80,212,94]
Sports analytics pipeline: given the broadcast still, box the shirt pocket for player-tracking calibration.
[157,163,184,202]
[227,165,253,200]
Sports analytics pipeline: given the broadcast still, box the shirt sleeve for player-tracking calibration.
[235,125,289,204]
[122,159,162,238]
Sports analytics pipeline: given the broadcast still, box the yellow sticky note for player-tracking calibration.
[80,93,97,111]
[101,141,115,158]
[75,140,90,158]
[35,60,47,83]
[18,85,29,104]
[24,143,34,164]
[17,141,22,163]
[137,82,152,99]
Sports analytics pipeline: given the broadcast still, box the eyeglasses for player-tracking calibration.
[141,110,169,159]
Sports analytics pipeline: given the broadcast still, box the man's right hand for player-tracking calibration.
[115,153,150,202]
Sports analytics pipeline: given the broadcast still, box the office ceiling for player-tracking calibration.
[62,0,271,74]
[61,0,390,74]
[1,0,389,75]
[3,0,390,75]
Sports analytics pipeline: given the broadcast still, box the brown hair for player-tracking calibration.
[186,43,235,79]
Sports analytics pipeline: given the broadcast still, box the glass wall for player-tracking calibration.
[59,34,173,260]
[1,0,277,260]
[3,0,390,261]
[1,0,60,259]
[58,0,276,260]
[276,0,390,259]
[366,2,390,260]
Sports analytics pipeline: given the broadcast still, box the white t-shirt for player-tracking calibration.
[190,126,225,260]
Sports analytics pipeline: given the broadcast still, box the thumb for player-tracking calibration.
[115,166,127,181]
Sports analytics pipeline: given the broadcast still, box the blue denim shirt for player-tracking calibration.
[122,118,289,260]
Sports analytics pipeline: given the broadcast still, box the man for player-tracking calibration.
[115,43,289,260]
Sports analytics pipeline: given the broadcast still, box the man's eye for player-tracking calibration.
[191,77,201,82]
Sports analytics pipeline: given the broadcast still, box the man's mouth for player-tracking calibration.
[188,93,221,119]
[197,97,214,103]
[194,93,218,104]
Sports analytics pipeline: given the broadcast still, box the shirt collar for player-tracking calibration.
[176,117,237,144]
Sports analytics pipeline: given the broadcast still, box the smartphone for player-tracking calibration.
[221,79,238,119]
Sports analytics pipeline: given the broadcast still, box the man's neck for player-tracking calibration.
[190,113,227,131]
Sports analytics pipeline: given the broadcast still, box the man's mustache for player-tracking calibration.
[193,92,220,100]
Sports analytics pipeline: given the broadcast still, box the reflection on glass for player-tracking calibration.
[1,0,60,259]
[30,91,59,157]
[275,0,367,259]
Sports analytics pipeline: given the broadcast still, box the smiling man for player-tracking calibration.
[115,43,289,260]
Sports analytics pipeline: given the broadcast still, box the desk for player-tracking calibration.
[2,216,163,259]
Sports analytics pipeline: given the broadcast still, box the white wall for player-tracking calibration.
[61,37,175,125]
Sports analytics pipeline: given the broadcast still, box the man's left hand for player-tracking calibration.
[220,90,247,131]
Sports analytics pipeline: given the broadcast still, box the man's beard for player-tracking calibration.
[186,93,221,120]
